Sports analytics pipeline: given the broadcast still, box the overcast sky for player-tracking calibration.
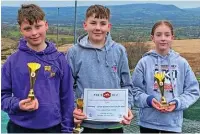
[1,0,200,8]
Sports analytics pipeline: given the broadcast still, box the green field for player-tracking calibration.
[184,97,200,120]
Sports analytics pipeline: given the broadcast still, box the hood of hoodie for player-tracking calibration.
[143,49,180,72]
[77,33,115,51]
[18,38,57,55]
[143,49,180,60]
[76,33,115,66]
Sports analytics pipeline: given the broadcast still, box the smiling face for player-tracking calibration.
[151,21,174,56]
[20,19,48,47]
[83,14,111,45]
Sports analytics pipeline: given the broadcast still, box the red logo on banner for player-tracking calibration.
[103,92,111,98]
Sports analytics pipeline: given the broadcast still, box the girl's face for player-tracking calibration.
[151,24,174,55]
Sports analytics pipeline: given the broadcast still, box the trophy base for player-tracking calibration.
[160,103,169,108]
[28,96,35,100]
[73,127,84,134]
[160,96,168,108]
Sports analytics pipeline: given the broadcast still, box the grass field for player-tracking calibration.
[184,99,200,120]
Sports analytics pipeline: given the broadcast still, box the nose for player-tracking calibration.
[161,35,166,40]
[31,29,37,36]
[95,24,101,30]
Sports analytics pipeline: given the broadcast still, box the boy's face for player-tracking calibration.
[151,24,174,53]
[83,14,111,44]
[20,19,48,46]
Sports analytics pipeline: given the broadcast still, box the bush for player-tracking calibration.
[123,41,150,70]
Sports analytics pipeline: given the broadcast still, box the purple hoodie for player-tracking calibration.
[1,38,74,132]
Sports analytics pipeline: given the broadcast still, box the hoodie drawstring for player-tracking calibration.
[168,58,176,98]
[95,48,109,67]
[105,47,109,67]
[95,49,100,63]
[158,57,162,72]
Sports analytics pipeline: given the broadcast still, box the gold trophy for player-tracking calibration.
[27,62,41,100]
[73,98,84,133]
[154,72,168,107]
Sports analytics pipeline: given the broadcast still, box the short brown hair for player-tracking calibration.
[151,20,174,36]
[17,4,45,25]
[85,5,110,20]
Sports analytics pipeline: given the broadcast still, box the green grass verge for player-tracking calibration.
[184,99,200,121]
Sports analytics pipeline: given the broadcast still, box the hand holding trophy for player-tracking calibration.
[27,63,41,102]
[154,72,168,107]
[73,96,84,133]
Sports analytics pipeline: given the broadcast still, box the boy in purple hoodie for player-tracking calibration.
[1,4,74,133]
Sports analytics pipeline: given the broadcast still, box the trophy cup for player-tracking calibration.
[154,72,168,107]
[27,62,41,101]
[73,98,84,133]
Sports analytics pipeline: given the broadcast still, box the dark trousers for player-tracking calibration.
[82,127,124,133]
[140,126,178,133]
[7,120,61,133]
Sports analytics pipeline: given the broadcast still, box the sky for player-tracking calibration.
[1,0,200,8]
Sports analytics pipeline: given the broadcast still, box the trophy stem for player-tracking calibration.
[28,89,35,100]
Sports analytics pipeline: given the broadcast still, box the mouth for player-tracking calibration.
[93,33,102,35]
[160,43,167,45]
[30,37,40,40]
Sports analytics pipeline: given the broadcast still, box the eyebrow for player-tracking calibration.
[156,32,171,34]
[23,26,31,30]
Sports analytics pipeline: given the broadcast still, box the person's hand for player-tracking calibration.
[73,108,87,124]
[120,109,134,125]
[152,99,176,113]
[163,101,176,112]
[152,98,164,111]
[19,98,39,111]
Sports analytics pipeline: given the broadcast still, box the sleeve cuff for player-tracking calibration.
[169,98,180,110]
[146,95,155,107]
[13,99,20,111]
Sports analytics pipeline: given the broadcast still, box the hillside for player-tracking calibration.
[2,3,200,27]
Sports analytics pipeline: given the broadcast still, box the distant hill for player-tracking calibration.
[184,7,200,12]
[2,3,200,27]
